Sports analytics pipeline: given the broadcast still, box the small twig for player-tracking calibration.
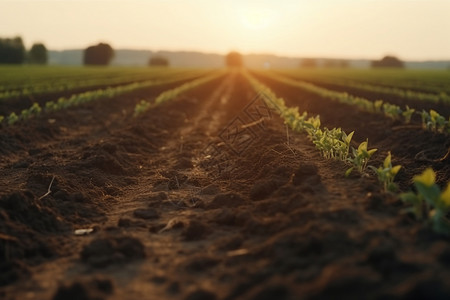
[286,124,290,146]
[240,117,265,129]
[38,176,55,200]
[439,147,450,162]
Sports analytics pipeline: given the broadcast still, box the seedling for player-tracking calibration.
[382,103,402,120]
[402,106,415,124]
[7,112,19,125]
[29,103,42,115]
[134,100,151,116]
[20,109,30,120]
[369,151,401,192]
[401,168,450,235]
[346,140,377,176]
[374,100,383,113]
[421,109,449,133]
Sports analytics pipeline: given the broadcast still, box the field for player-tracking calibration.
[1,66,450,300]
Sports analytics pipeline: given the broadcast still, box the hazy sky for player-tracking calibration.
[1,0,449,60]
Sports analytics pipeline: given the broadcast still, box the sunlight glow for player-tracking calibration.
[240,8,275,30]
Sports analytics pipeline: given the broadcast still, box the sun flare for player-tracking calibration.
[240,8,275,30]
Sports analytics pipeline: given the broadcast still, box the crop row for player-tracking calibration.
[243,71,450,235]
[256,71,450,134]
[134,70,226,116]
[277,71,450,105]
[0,71,207,127]
[244,71,379,181]
[277,69,450,95]
[0,69,198,101]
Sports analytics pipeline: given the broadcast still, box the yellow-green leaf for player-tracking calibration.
[441,183,450,207]
[430,109,439,121]
[391,165,402,175]
[345,131,354,144]
[358,141,368,152]
[413,168,436,187]
[383,152,392,168]
[368,148,377,157]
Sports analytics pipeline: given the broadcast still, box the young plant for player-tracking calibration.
[402,106,415,124]
[382,103,402,120]
[134,100,152,116]
[421,109,449,132]
[420,110,430,130]
[429,109,447,132]
[401,168,450,235]
[346,140,377,176]
[374,100,383,113]
[20,109,31,120]
[29,103,42,115]
[7,112,19,125]
[369,151,401,192]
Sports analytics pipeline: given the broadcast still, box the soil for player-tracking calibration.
[1,70,450,300]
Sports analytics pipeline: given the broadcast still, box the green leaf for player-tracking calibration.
[345,167,354,177]
[413,168,435,187]
[383,152,392,168]
[345,131,354,144]
[440,183,450,208]
[414,181,441,207]
[358,141,368,152]
[367,148,377,157]
[400,191,419,204]
[391,165,401,176]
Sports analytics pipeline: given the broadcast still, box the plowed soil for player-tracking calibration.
[1,70,450,300]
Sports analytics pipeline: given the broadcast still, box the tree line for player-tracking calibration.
[0,37,172,67]
[0,37,47,64]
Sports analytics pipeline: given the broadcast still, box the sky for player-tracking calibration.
[1,0,449,60]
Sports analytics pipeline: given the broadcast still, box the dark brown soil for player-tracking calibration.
[1,70,450,300]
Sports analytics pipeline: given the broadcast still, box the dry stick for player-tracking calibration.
[38,176,55,200]
[439,147,450,162]
[286,124,290,146]
[240,117,266,129]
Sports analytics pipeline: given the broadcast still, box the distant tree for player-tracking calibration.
[0,36,26,64]
[372,55,404,68]
[83,43,114,65]
[324,59,349,68]
[225,51,243,67]
[148,56,169,66]
[29,43,48,64]
[300,58,317,68]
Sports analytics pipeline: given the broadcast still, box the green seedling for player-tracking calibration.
[374,100,383,113]
[29,103,42,115]
[369,151,401,192]
[45,101,58,112]
[312,128,353,161]
[421,109,448,132]
[346,140,377,176]
[402,105,415,124]
[420,110,430,130]
[401,168,450,235]
[382,103,402,120]
[429,109,447,132]
[0,115,4,124]
[134,100,151,116]
[20,109,30,120]
[7,112,19,125]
